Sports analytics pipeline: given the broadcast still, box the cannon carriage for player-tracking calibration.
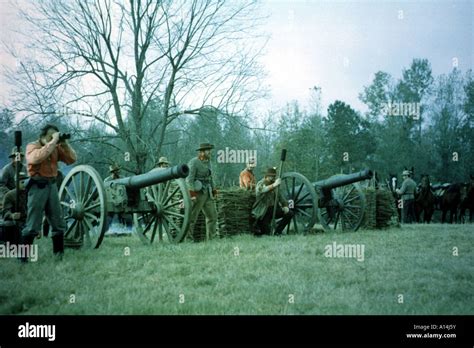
[279,169,373,234]
[58,164,191,249]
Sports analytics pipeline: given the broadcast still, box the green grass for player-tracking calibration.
[0,223,472,315]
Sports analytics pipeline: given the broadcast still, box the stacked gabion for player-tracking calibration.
[362,187,400,229]
[216,188,256,236]
[363,187,377,229]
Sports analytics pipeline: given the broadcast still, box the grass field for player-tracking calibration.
[0,223,472,315]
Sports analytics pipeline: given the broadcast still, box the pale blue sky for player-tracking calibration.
[0,0,472,115]
[259,0,473,114]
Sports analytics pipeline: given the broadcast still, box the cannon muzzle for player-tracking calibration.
[313,169,373,190]
[111,164,189,189]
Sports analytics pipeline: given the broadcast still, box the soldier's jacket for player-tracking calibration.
[252,178,288,220]
[398,178,417,200]
[1,162,26,190]
[186,157,214,192]
[2,188,28,224]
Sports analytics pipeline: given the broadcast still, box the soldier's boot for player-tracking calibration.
[52,234,64,260]
[18,235,35,263]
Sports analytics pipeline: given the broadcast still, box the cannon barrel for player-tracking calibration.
[313,169,373,190]
[110,164,189,189]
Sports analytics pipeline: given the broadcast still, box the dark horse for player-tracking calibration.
[441,183,462,223]
[415,175,435,223]
[459,175,474,223]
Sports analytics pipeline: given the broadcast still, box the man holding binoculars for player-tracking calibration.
[20,124,76,262]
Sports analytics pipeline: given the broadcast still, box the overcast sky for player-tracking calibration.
[0,0,472,115]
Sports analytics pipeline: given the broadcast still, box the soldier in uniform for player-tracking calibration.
[396,169,417,223]
[20,124,77,262]
[252,167,293,236]
[0,148,26,205]
[2,171,28,245]
[156,156,170,169]
[104,164,121,182]
[186,143,218,241]
[239,157,256,190]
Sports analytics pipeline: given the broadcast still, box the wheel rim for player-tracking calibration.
[59,165,107,249]
[318,181,366,231]
[280,172,318,234]
[134,178,191,244]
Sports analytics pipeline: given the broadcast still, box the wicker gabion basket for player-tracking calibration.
[362,187,400,229]
[190,188,256,240]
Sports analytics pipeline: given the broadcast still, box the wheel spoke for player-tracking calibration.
[163,214,182,234]
[293,183,305,202]
[344,195,360,204]
[295,192,311,204]
[162,185,180,206]
[343,185,355,201]
[72,174,80,202]
[84,202,101,212]
[64,186,76,202]
[334,211,340,229]
[292,177,296,199]
[83,187,98,207]
[345,204,362,209]
[163,200,183,209]
[344,208,359,219]
[150,219,158,243]
[64,220,77,238]
[163,210,185,219]
[162,218,172,241]
[81,175,92,204]
[296,208,312,218]
[292,214,298,234]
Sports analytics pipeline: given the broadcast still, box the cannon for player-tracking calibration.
[58,164,191,249]
[279,169,373,233]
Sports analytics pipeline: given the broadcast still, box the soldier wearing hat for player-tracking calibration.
[396,169,417,223]
[104,164,121,182]
[0,147,26,193]
[239,157,256,190]
[186,143,218,241]
[156,156,170,169]
[2,171,29,245]
[251,167,293,235]
[20,124,77,262]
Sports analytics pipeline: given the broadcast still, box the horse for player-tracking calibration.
[441,183,462,223]
[415,174,435,223]
[459,175,474,223]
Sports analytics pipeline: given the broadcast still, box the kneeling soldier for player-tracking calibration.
[2,171,29,245]
[252,167,293,235]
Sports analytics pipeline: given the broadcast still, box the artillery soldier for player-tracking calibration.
[396,169,417,223]
[239,157,256,190]
[104,164,121,182]
[2,171,29,245]
[252,167,293,236]
[0,147,26,201]
[20,124,77,261]
[186,143,218,241]
[156,156,170,169]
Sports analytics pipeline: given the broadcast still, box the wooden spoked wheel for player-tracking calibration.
[58,165,107,248]
[317,180,366,232]
[134,178,191,244]
[280,172,318,234]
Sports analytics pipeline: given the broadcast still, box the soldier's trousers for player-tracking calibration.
[402,199,416,224]
[188,190,218,241]
[22,180,66,238]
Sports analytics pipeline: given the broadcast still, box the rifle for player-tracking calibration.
[271,149,286,235]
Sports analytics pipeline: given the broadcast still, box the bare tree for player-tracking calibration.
[5,0,267,173]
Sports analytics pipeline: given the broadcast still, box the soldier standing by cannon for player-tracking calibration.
[186,143,219,241]
[239,157,256,190]
[20,124,77,262]
[252,167,293,236]
[396,169,417,223]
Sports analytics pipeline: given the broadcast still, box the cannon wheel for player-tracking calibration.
[58,165,108,249]
[280,172,318,234]
[133,178,191,244]
[317,177,366,232]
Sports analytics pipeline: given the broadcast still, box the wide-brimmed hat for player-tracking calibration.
[264,167,277,177]
[9,147,24,158]
[109,164,121,173]
[402,170,411,176]
[196,143,214,151]
[157,156,170,165]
